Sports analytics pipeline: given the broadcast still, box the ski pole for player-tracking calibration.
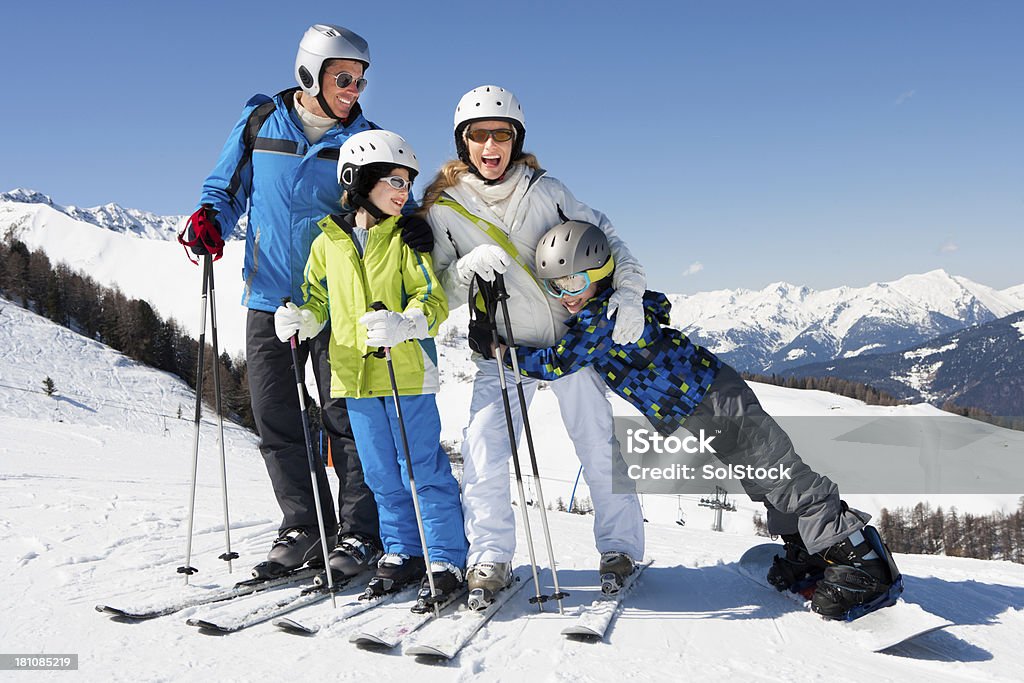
[282,297,337,609]
[475,276,547,611]
[367,302,440,617]
[178,255,210,583]
[207,262,238,572]
[490,273,568,613]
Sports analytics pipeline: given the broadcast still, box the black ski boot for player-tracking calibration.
[412,562,465,613]
[466,561,513,611]
[812,525,903,620]
[251,527,335,579]
[599,551,636,594]
[767,533,828,597]
[361,553,425,599]
[328,534,383,580]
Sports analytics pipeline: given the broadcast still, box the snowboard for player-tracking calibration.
[738,543,953,652]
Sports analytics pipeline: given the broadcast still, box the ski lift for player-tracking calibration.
[675,496,686,526]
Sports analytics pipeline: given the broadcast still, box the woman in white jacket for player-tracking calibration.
[421,85,648,604]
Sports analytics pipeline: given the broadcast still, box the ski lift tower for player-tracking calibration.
[698,486,737,532]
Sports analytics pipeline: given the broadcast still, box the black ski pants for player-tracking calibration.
[246,309,379,543]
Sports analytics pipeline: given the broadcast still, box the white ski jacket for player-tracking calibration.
[427,167,646,347]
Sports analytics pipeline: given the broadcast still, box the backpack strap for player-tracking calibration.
[434,195,542,290]
[243,100,278,154]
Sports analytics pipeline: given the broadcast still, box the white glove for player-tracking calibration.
[607,289,645,345]
[360,308,429,348]
[456,244,510,285]
[274,302,325,343]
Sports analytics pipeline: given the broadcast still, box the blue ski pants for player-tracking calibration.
[347,394,468,568]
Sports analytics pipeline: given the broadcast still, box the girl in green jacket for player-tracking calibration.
[274,130,467,609]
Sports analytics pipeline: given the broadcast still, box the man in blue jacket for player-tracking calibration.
[185,24,433,579]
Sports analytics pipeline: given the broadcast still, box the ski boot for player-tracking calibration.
[599,551,636,594]
[466,561,513,611]
[361,553,425,599]
[812,525,903,620]
[251,527,335,580]
[767,533,827,598]
[327,534,383,580]
[412,561,465,613]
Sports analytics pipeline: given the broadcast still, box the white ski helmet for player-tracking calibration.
[295,24,371,98]
[338,129,419,191]
[453,85,526,165]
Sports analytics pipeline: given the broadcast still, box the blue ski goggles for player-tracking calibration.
[543,272,593,298]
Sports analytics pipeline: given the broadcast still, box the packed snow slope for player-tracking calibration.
[2,298,1024,681]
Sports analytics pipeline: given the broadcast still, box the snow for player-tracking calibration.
[904,342,959,360]
[668,268,1024,368]
[3,192,1024,678]
[843,343,886,358]
[1013,320,1024,341]
[3,297,1024,681]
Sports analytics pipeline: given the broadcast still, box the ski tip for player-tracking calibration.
[349,633,389,647]
[561,625,603,639]
[274,618,318,635]
[405,644,453,659]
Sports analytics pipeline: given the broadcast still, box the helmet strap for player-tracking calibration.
[351,193,385,223]
[316,91,343,122]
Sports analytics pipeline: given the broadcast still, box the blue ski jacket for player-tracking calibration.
[199,87,379,312]
[511,290,723,436]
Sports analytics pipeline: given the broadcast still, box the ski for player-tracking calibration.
[405,568,532,660]
[273,584,418,635]
[185,576,362,633]
[561,559,652,639]
[94,566,319,620]
[348,586,468,648]
[737,543,954,651]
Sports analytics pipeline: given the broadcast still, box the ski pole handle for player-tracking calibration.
[364,301,388,358]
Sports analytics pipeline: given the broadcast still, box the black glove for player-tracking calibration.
[467,318,495,359]
[397,215,434,253]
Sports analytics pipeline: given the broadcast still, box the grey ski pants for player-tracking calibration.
[246,309,379,542]
[684,366,867,553]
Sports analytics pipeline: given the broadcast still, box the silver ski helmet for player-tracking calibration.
[295,24,371,98]
[453,85,526,169]
[535,221,615,297]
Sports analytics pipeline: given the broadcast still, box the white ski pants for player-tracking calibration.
[461,358,645,565]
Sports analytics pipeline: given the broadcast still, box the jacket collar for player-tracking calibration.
[319,213,399,241]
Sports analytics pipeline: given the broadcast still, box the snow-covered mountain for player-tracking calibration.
[4,188,1021,379]
[3,293,1024,680]
[0,188,246,242]
[669,272,1024,373]
[785,310,1024,417]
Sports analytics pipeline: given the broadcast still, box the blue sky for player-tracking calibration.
[1,1,1021,293]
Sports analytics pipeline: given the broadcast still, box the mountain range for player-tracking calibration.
[784,311,1024,418]
[2,188,1021,416]
[668,273,1024,375]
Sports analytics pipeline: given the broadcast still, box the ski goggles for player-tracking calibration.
[379,175,413,190]
[465,128,516,144]
[330,71,368,93]
[541,255,615,297]
[543,272,593,298]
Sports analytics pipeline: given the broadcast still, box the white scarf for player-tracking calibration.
[294,94,336,144]
[459,163,529,225]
